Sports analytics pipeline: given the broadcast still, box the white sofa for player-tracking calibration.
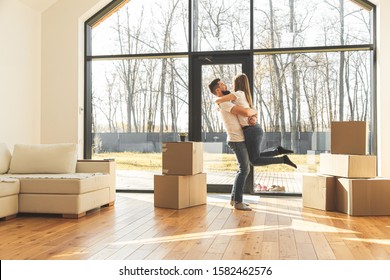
[0,143,116,219]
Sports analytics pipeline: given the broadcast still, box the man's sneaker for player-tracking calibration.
[234,202,252,211]
[230,200,250,207]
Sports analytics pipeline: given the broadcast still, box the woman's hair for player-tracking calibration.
[234,73,253,108]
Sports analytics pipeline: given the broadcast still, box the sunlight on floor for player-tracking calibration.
[291,219,356,233]
[107,218,355,247]
[342,238,390,246]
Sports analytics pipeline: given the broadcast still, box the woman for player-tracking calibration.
[215,73,297,169]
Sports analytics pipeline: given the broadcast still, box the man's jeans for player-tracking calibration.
[227,141,250,203]
[244,124,284,166]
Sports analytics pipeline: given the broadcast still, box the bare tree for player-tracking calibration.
[94,71,119,133]
[112,5,144,132]
[289,0,299,152]
[268,0,287,146]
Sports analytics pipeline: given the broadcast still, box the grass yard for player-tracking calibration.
[93,151,320,173]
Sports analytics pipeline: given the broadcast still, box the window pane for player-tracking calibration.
[91,57,188,134]
[92,0,189,55]
[253,50,372,153]
[91,57,188,190]
[193,0,250,51]
[253,50,372,193]
[254,0,371,49]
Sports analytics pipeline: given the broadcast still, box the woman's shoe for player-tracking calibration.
[283,155,297,168]
[277,146,294,154]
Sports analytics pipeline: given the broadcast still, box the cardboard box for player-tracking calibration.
[319,153,376,178]
[154,173,207,209]
[302,174,336,211]
[336,178,390,216]
[189,173,207,206]
[331,121,368,155]
[162,142,203,175]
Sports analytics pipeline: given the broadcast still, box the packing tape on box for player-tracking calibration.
[162,169,169,174]
[161,143,167,152]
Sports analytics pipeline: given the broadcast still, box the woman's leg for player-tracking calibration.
[244,125,296,167]
[244,124,263,163]
[260,146,293,156]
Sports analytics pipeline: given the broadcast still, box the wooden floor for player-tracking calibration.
[1,193,390,260]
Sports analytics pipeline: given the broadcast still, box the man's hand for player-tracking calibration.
[248,114,257,126]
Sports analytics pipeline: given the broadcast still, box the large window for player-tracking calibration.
[85,0,376,193]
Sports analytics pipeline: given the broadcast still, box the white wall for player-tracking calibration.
[41,0,110,156]
[375,0,390,176]
[0,0,41,149]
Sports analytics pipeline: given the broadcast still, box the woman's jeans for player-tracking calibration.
[243,124,284,166]
[227,141,250,203]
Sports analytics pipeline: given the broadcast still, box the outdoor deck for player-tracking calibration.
[116,170,304,194]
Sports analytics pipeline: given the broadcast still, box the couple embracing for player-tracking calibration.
[208,73,297,211]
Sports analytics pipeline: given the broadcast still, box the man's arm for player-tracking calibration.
[218,102,258,125]
[215,93,237,104]
[230,105,257,117]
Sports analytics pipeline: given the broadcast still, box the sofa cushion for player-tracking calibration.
[8,143,78,174]
[0,143,12,174]
[8,173,109,194]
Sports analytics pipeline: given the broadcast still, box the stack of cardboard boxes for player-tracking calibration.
[154,142,207,209]
[303,121,390,216]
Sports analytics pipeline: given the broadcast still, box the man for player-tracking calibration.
[208,78,257,211]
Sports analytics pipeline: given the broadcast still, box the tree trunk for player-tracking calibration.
[324,53,333,124]
[269,0,286,146]
[193,0,199,51]
[169,60,178,133]
[338,0,345,121]
[289,0,298,152]
[160,58,167,137]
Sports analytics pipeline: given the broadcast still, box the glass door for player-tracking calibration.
[190,53,300,195]
[190,53,254,192]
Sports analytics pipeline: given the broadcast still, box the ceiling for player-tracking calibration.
[18,0,59,12]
